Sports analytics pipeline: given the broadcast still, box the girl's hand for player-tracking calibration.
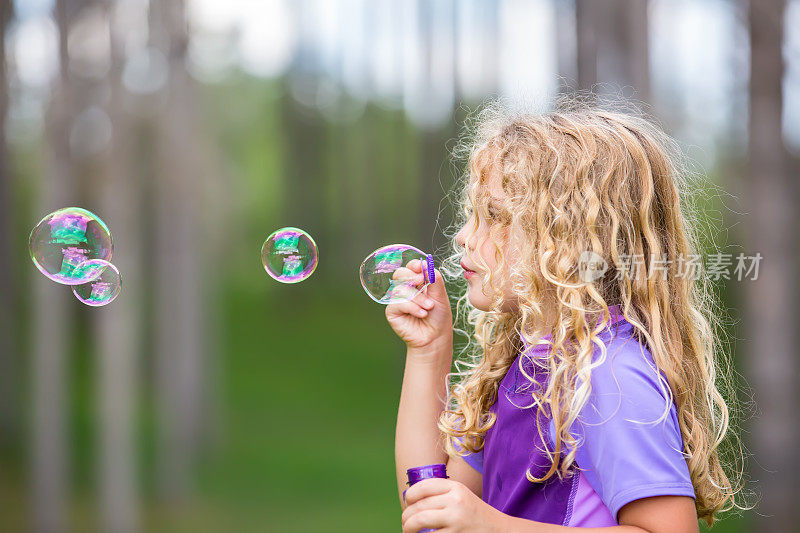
[385,260,453,354]
[402,478,510,533]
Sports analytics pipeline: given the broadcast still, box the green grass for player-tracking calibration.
[184,283,405,532]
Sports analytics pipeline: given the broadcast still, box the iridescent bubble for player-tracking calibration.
[261,227,318,283]
[359,244,435,304]
[29,207,113,285]
[72,259,121,307]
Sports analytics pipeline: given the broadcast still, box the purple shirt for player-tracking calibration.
[457,304,695,526]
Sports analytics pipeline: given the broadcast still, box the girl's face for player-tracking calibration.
[455,165,520,313]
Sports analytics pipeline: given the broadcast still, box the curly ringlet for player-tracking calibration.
[436,93,755,527]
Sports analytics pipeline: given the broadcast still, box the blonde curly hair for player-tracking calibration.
[438,96,754,527]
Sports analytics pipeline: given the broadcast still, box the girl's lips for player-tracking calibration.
[461,261,476,278]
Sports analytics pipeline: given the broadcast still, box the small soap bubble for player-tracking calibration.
[29,207,113,285]
[72,259,121,307]
[360,244,434,304]
[261,227,318,283]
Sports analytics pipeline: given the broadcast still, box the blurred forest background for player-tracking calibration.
[0,0,798,531]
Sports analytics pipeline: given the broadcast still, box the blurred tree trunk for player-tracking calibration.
[576,0,649,103]
[599,0,649,103]
[93,2,140,530]
[554,0,577,93]
[322,9,352,281]
[281,94,326,261]
[324,111,346,280]
[282,0,327,281]
[479,0,500,99]
[575,0,597,93]
[0,0,17,449]
[322,0,376,281]
[150,0,206,499]
[388,26,415,248]
[343,109,373,268]
[745,1,799,531]
[32,0,80,529]
[417,0,436,251]
[439,0,461,254]
[417,0,457,255]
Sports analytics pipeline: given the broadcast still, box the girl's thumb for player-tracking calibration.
[426,268,447,301]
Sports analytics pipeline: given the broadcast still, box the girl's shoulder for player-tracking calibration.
[511,314,645,396]
[556,318,695,522]
[586,316,663,395]
[559,315,679,450]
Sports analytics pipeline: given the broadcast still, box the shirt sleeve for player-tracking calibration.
[550,340,696,522]
[453,436,484,475]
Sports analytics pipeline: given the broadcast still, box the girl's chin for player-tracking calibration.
[466,284,517,313]
[466,287,491,311]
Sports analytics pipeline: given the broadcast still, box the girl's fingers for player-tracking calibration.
[401,494,449,524]
[386,300,427,318]
[392,266,413,280]
[392,266,424,286]
[405,259,423,272]
[402,509,448,533]
[403,478,453,506]
[410,291,436,310]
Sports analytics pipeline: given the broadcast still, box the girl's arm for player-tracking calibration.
[402,479,699,533]
[394,345,483,508]
[445,453,482,499]
[502,494,698,532]
[385,261,484,507]
[394,341,452,505]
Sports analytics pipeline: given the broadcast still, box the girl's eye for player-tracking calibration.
[488,207,504,222]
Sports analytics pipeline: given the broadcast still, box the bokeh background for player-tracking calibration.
[1,0,798,531]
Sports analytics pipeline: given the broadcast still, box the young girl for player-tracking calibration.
[388,100,750,531]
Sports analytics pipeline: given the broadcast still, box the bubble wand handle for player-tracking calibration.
[423,254,435,285]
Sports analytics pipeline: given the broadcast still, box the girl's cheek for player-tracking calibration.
[477,235,492,261]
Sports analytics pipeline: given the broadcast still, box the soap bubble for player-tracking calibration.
[29,207,113,285]
[72,259,121,306]
[359,244,435,304]
[261,227,318,283]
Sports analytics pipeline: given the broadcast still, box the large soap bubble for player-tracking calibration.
[359,244,435,304]
[261,227,318,283]
[29,207,113,285]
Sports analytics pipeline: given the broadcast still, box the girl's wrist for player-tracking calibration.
[406,338,453,365]
[491,510,518,532]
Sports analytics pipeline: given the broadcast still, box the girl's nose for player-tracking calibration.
[455,226,467,248]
